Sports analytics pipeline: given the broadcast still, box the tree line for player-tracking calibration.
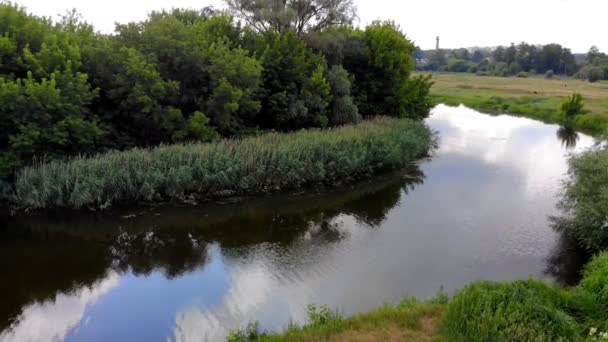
[0,1,433,184]
[418,42,595,78]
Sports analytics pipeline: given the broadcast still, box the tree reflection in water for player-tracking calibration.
[544,232,590,287]
[0,167,425,333]
[557,125,580,149]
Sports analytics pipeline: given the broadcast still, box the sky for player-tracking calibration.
[13,0,607,53]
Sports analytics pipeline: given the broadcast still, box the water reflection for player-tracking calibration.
[0,105,598,342]
[557,125,580,149]
[544,233,590,287]
[0,169,423,342]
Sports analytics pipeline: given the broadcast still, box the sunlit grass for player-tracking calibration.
[425,72,608,134]
[12,117,434,210]
[230,252,608,341]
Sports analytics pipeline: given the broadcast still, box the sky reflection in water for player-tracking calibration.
[0,104,595,342]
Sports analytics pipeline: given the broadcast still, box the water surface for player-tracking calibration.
[0,105,594,342]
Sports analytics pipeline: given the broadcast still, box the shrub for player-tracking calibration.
[493,62,508,77]
[447,58,471,73]
[560,93,585,119]
[552,147,608,251]
[508,62,522,76]
[11,117,434,209]
[577,65,606,83]
[443,280,584,341]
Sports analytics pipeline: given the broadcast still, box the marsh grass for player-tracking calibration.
[12,117,434,210]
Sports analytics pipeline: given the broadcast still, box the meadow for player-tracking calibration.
[427,73,608,134]
[10,117,434,210]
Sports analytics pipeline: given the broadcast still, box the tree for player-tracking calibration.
[259,32,330,130]
[515,42,537,72]
[505,43,516,65]
[492,46,505,63]
[586,46,602,65]
[452,48,470,61]
[358,21,416,117]
[225,0,357,35]
[471,50,484,63]
[325,65,359,125]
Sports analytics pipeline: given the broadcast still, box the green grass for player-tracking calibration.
[228,298,448,342]
[426,73,608,134]
[10,117,434,210]
[234,252,608,341]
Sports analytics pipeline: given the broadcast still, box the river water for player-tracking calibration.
[0,105,595,342]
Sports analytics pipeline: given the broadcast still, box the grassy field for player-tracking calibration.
[426,73,608,134]
[10,117,434,210]
[230,252,608,341]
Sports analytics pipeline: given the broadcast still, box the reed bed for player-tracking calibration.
[12,117,434,209]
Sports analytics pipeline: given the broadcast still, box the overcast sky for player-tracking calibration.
[13,0,607,53]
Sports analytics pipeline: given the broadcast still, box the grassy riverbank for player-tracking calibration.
[10,117,434,210]
[231,252,608,341]
[427,73,608,134]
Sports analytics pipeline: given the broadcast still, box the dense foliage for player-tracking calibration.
[576,46,608,82]
[442,252,608,341]
[552,144,608,251]
[12,117,434,209]
[0,2,433,186]
[418,42,584,77]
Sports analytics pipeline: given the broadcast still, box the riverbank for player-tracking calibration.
[9,117,434,210]
[231,252,608,341]
[426,73,608,134]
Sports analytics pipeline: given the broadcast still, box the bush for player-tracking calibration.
[552,147,608,251]
[443,280,585,341]
[447,58,472,73]
[560,93,585,119]
[11,117,434,209]
[508,62,522,76]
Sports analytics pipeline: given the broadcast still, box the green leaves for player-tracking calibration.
[560,93,585,119]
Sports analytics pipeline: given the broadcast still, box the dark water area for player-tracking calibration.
[0,105,595,341]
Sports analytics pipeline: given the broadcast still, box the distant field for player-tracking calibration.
[424,72,608,133]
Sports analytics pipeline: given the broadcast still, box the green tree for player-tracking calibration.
[225,0,357,35]
[326,65,359,125]
[259,32,330,130]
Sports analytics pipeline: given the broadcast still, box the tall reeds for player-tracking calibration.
[12,117,434,209]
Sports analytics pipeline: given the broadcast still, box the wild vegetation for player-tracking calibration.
[552,140,608,251]
[418,42,608,83]
[417,42,581,77]
[0,1,433,194]
[229,252,608,341]
[11,117,433,210]
[428,73,608,133]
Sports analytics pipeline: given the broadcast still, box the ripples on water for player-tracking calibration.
[0,105,596,342]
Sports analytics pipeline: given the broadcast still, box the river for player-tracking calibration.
[0,104,595,342]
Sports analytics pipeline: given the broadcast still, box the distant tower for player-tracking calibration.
[436,36,440,50]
